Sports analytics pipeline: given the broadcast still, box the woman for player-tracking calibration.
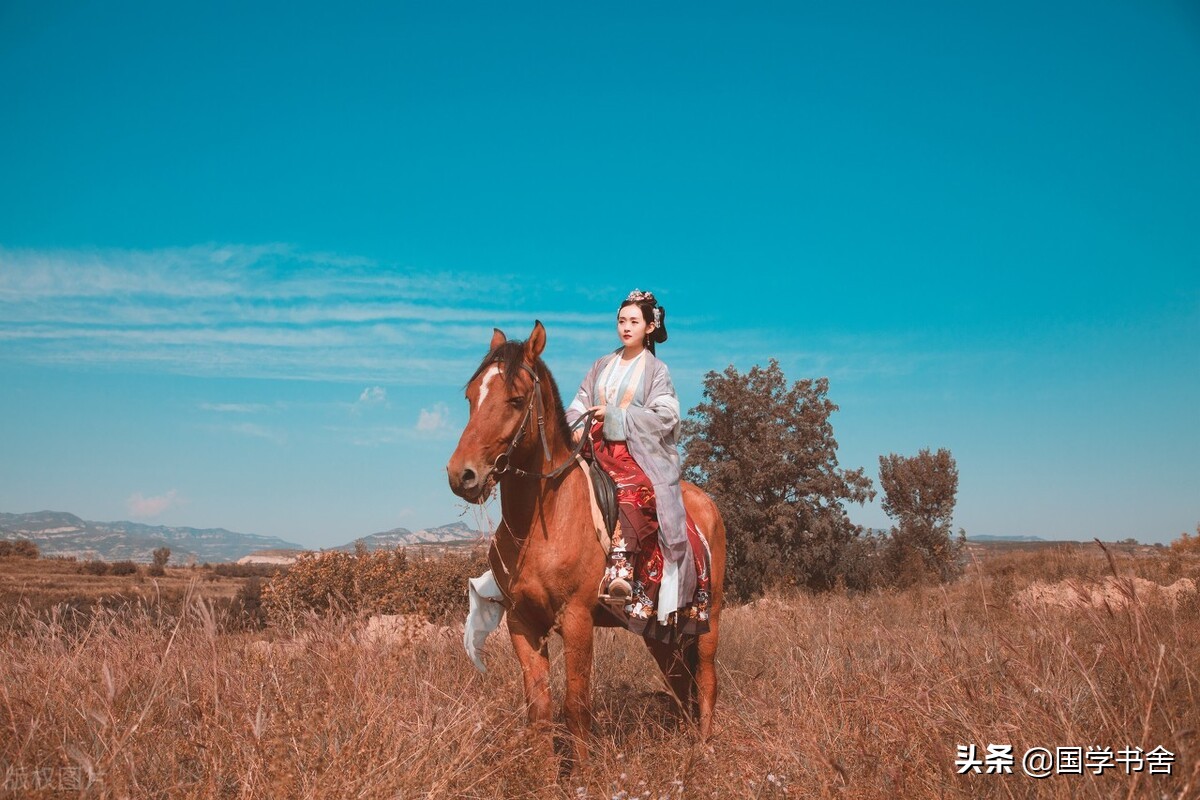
[565,289,699,638]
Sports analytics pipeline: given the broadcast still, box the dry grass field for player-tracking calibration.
[1,543,1197,799]
[0,558,250,615]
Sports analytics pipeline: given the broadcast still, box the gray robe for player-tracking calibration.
[566,349,698,618]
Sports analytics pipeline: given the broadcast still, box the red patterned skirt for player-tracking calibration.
[589,422,711,640]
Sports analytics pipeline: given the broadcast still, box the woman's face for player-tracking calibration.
[616,303,655,349]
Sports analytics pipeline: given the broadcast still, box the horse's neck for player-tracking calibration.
[491,460,581,592]
[492,366,585,549]
[495,397,579,540]
[497,452,576,534]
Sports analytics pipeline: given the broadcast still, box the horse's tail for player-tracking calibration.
[681,481,726,614]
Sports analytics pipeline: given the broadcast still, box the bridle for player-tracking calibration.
[487,361,594,481]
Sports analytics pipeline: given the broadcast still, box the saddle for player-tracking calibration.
[587,459,620,547]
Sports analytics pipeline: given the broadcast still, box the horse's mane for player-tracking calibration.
[466,340,573,450]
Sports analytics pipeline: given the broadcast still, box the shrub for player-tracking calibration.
[109,561,139,576]
[213,562,287,578]
[1171,524,1200,555]
[228,576,268,630]
[0,539,39,558]
[80,560,110,575]
[147,564,166,577]
[262,549,405,621]
[398,550,490,620]
[262,547,487,626]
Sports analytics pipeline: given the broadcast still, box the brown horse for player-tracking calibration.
[446,322,725,763]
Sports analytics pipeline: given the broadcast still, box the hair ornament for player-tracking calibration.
[620,288,668,350]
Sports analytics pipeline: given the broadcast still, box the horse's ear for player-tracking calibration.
[490,328,507,352]
[523,321,546,362]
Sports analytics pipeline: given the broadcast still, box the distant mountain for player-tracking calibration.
[2,510,487,564]
[0,511,304,563]
[332,521,483,551]
[966,533,1047,543]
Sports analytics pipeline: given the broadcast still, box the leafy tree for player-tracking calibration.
[681,360,875,598]
[877,448,961,584]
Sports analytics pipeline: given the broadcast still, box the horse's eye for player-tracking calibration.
[508,396,525,408]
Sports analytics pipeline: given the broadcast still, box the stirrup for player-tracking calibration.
[600,578,632,606]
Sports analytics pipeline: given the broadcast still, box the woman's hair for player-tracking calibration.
[618,289,668,354]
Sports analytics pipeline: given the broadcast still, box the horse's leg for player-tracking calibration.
[508,615,552,731]
[559,602,595,766]
[643,637,695,720]
[694,622,719,740]
[682,636,700,719]
[681,485,724,742]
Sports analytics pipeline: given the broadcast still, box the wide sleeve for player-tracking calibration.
[612,360,681,448]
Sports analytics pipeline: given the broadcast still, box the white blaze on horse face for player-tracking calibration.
[475,365,503,411]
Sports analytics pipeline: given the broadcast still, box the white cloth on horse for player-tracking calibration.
[566,348,697,622]
[464,569,504,673]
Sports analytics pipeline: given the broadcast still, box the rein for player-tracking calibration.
[490,361,595,481]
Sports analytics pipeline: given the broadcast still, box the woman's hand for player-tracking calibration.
[572,406,604,443]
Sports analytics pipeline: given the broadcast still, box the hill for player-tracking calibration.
[0,511,304,563]
[1,510,488,565]
[966,533,1047,542]
[236,521,485,564]
[332,521,482,551]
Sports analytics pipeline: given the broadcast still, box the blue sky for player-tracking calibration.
[1,1,1196,547]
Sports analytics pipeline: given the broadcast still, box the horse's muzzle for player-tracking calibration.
[446,461,493,504]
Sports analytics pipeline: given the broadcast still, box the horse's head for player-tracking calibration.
[446,321,565,503]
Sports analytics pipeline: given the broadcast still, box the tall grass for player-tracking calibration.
[1,545,1196,798]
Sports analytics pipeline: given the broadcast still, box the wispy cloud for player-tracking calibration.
[341,426,408,447]
[0,244,943,396]
[354,386,388,413]
[331,400,457,447]
[127,489,183,519]
[224,422,288,445]
[0,244,612,384]
[200,402,273,413]
[416,402,451,433]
